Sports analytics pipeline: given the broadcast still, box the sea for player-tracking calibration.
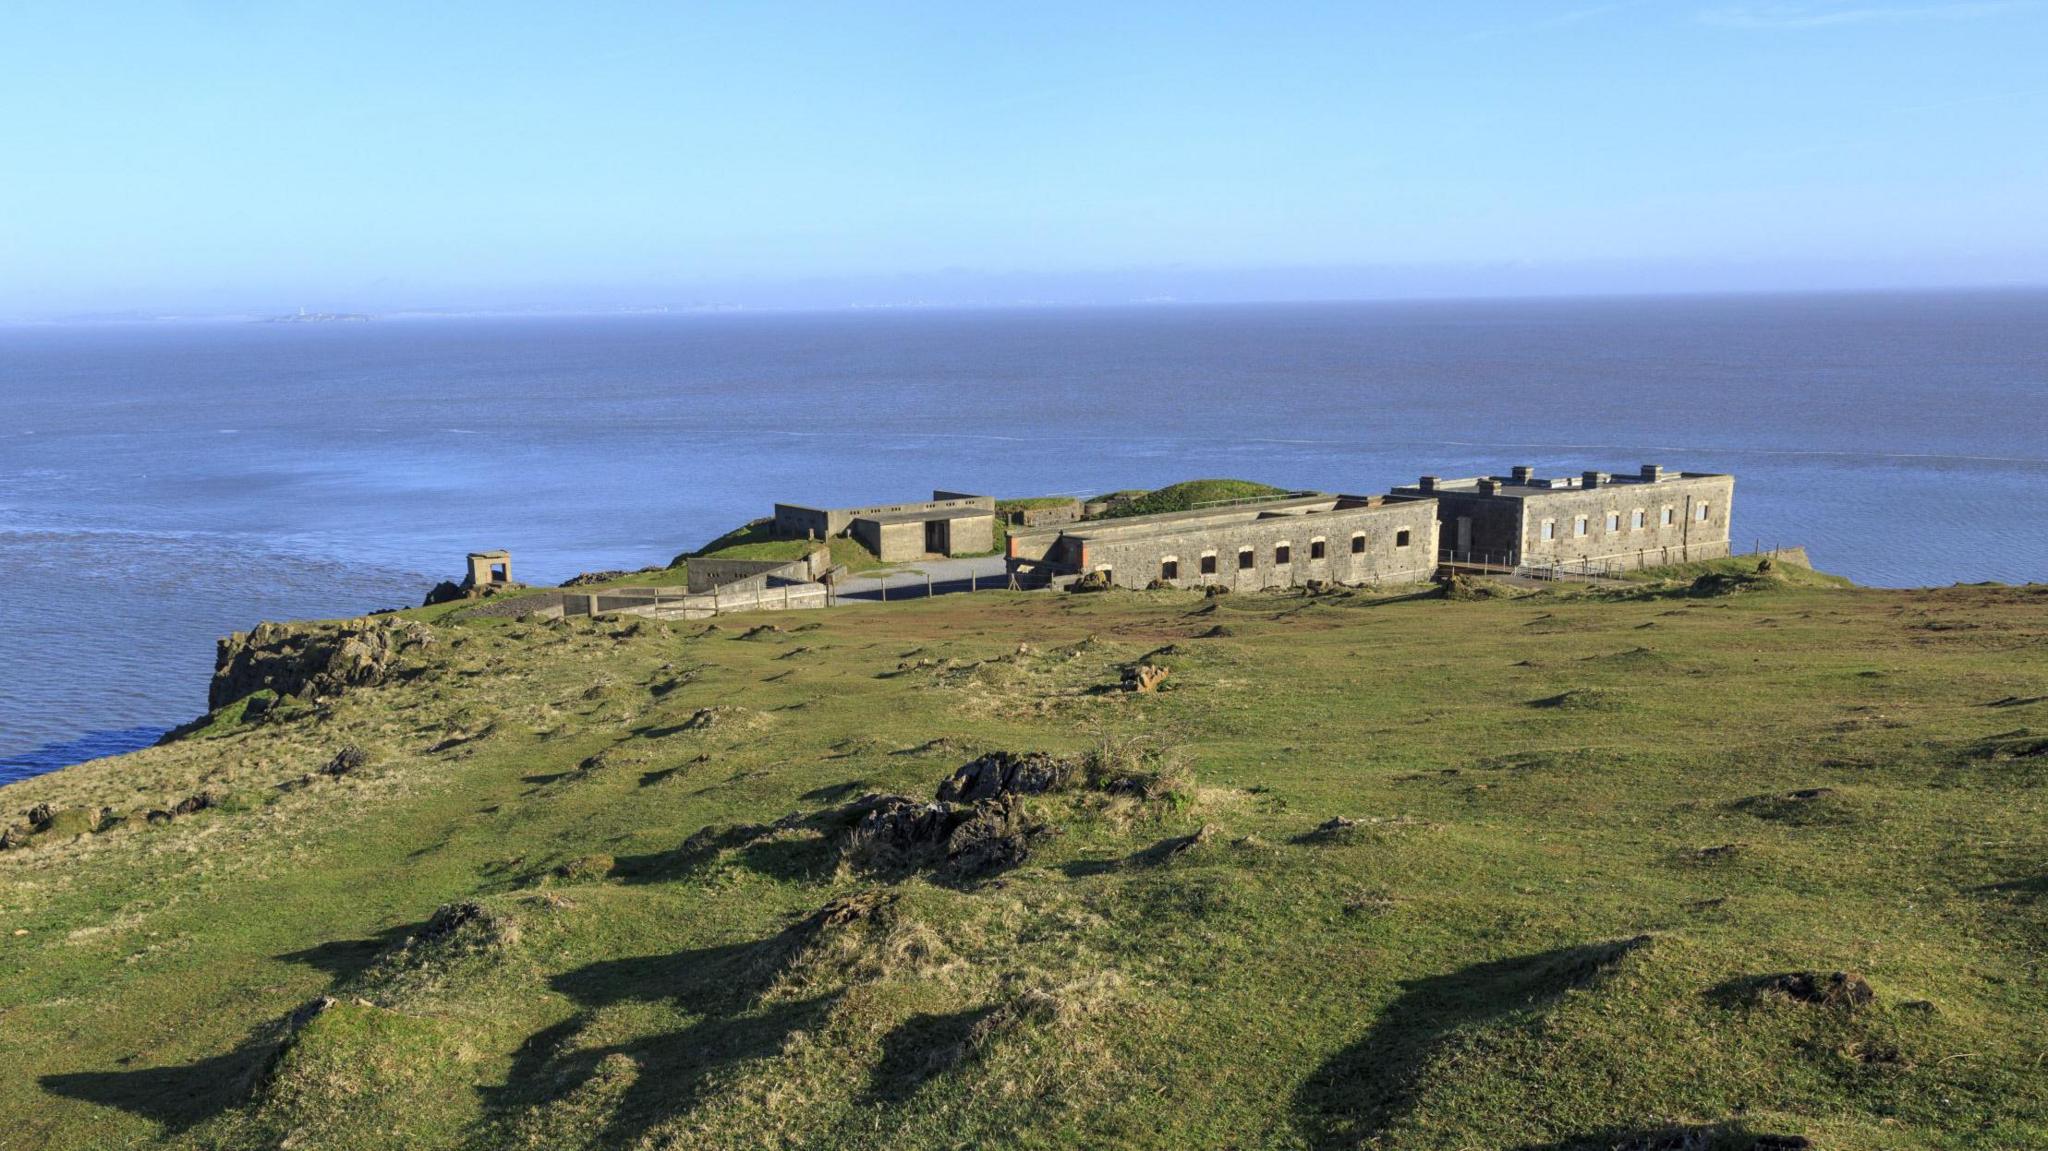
[3,290,2045,782]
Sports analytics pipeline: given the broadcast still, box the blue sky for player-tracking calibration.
[2,1,2045,316]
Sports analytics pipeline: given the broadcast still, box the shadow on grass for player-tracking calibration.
[1507,1122,1806,1150]
[1293,936,1649,1150]
[483,931,840,1147]
[862,1006,994,1105]
[276,925,413,982]
[39,1026,278,1133]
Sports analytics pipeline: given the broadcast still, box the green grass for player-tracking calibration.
[683,522,882,573]
[3,572,2046,1149]
[1094,478,1290,518]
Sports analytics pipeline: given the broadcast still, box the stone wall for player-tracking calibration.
[686,552,827,594]
[1006,500,1083,528]
[1013,498,1440,590]
[1510,474,1735,570]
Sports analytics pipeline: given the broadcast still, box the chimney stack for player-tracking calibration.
[1417,475,1438,492]
[1582,470,1606,489]
[1640,464,1664,482]
[1477,478,1500,495]
[1510,465,1534,483]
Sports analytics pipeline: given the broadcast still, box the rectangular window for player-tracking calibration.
[1662,507,1675,526]
[1574,516,1589,537]
[1310,539,1326,560]
[1632,509,1646,530]
[1160,559,1178,581]
[1606,512,1620,532]
[1200,553,1217,575]
[1395,529,1411,548]
[1239,548,1255,570]
[1275,544,1291,565]
[1542,519,1556,541]
[1350,534,1366,554]
[1697,502,1710,521]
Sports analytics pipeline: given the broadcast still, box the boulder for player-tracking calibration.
[841,797,963,872]
[322,745,370,777]
[1068,570,1113,594]
[937,752,1073,803]
[1123,664,1170,693]
[945,795,1037,878]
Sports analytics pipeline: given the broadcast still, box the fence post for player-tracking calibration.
[926,572,933,598]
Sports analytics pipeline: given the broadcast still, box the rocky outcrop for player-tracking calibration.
[208,617,436,711]
[937,751,1073,803]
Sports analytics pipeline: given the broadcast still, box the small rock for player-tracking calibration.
[321,745,370,777]
[1123,664,1170,693]
[171,792,218,816]
[1768,970,1875,1009]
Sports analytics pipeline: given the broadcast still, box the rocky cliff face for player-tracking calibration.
[208,617,437,711]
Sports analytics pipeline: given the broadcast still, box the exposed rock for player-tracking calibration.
[937,751,1074,803]
[145,810,173,825]
[321,745,370,777]
[1123,664,1170,693]
[25,802,53,830]
[944,795,1039,878]
[1767,970,1875,1009]
[1203,584,1231,598]
[1068,570,1112,594]
[841,797,963,872]
[171,791,218,816]
[208,617,435,712]
[560,566,663,588]
[422,580,467,606]
[0,825,27,851]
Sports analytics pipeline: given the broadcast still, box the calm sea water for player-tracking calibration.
[3,291,2045,779]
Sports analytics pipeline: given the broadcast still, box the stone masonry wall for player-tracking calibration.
[1513,475,1735,569]
[1069,501,1440,590]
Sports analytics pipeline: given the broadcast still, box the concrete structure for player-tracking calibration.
[1390,464,1734,573]
[1005,493,1440,591]
[685,550,832,594]
[1003,498,1084,529]
[771,492,996,564]
[466,551,512,589]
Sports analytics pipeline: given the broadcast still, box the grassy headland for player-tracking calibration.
[2,559,2044,1149]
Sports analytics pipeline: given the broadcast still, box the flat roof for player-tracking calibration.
[854,506,997,526]
[1016,493,1423,543]
[1392,470,1729,500]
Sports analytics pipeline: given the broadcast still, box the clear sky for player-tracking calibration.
[3,1,2046,316]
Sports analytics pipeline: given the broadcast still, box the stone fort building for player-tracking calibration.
[1005,493,1440,590]
[1390,464,1734,572]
